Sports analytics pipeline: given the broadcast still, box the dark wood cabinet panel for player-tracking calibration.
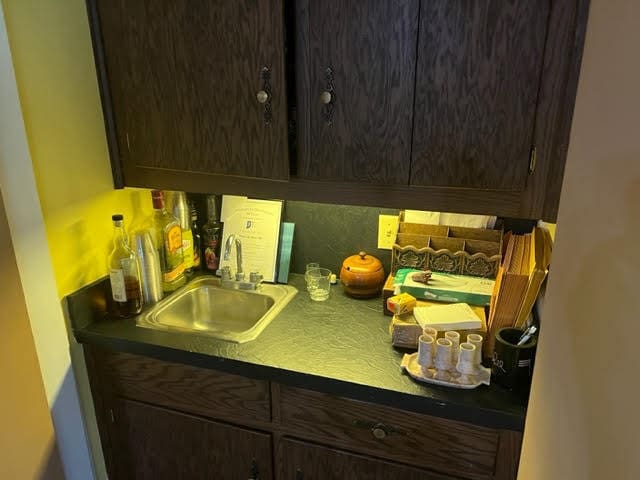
[296,0,419,184]
[84,345,523,480]
[88,348,270,423]
[93,0,289,182]
[87,0,590,222]
[279,437,457,480]
[111,398,272,480]
[278,385,499,480]
[411,0,549,191]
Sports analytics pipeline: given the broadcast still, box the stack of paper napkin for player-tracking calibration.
[413,303,482,331]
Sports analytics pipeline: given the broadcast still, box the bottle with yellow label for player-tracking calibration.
[150,190,186,292]
[168,191,194,273]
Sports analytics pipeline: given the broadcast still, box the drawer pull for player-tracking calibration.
[352,419,400,439]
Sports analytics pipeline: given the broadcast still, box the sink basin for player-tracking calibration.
[137,276,297,343]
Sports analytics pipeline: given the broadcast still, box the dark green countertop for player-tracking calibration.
[67,274,527,431]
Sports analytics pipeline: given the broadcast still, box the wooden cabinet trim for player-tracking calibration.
[85,0,124,188]
[126,167,527,218]
[523,0,591,219]
[494,430,523,480]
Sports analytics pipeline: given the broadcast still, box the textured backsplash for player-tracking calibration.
[283,201,397,275]
[188,195,537,280]
[190,194,397,278]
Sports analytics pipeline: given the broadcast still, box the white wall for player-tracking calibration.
[519,0,640,478]
[0,2,93,479]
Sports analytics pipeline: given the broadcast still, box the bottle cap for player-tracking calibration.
[151,190,164,209]
[112,214,124,221]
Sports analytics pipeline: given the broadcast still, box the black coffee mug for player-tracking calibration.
[491,327,537,391]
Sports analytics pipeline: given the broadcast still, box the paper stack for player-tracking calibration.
[413,303,483,331]
[486,227,551,355]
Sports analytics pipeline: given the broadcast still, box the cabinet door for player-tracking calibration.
[93,0,289,183]
[411,0,550,191]
[110,398,272,480]
[296,0,419,184]
[280,437,457,480]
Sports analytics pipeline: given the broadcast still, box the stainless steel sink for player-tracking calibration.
[137,276,297,343]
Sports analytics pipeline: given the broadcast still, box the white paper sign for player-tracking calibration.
[219,196,283,282]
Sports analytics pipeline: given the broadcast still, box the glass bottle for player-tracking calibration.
[202,195,223,273]
[150,190,186,292]
[108,214,143,317]
[169,191,194,274]
[190,203,202,271]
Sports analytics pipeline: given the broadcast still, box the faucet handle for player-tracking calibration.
[235,272,246,282]
[249,272,263,284]
[218,266,232,281]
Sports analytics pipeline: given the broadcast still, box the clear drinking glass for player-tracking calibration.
[305,267,331,301]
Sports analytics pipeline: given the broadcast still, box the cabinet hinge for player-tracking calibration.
[108,408,115,424]
[528,146,537,175]
[125,133,130,152]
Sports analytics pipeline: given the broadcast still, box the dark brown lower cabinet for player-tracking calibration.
[85,346,521,480]
[279,437,457,480]
[109,398,272,480]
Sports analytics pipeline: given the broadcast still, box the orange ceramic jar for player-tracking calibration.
[340,251,385,299]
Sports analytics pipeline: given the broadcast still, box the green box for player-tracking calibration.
[393,268,494,306]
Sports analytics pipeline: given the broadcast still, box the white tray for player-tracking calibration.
[401,353,491,390]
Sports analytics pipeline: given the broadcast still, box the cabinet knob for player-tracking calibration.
[372,426,387,439]
[256,90,269,104]
[320,91,332,105]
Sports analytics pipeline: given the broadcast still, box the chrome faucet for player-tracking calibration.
[219,234,263,290]
[223,234,243,280]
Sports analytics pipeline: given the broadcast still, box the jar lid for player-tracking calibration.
[342,251,383,274]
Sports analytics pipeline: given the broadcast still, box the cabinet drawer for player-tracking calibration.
[278,386,499,480]
[86,347,270,422]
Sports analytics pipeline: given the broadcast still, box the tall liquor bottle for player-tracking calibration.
[150,190,186,292]
[202,195,223,273]
[190,203,202,271]
[108,214,143,317]
[169,191,194,273]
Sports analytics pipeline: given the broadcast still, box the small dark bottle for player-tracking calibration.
[190,203,202,271]
[108,214,143,318]
[202,195,223,273]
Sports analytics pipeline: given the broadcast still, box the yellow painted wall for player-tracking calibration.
[2,0,151,298]
[519,0,640,478]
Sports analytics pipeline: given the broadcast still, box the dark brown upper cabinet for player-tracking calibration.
[411,1,549,192]
[87,0,589,220]
[91,0,289,184]
[295,0,419,185]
